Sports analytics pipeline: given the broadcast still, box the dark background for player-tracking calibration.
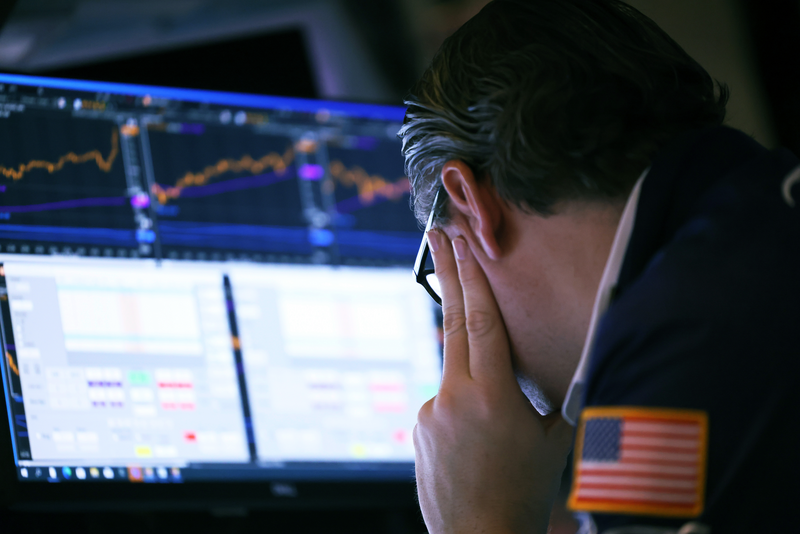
[0,0,794,156]
[0,0,797,532]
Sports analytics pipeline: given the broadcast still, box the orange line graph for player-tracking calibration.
[5,351,18,377]
[328,160,409,204]
[0,129,119,181]
[151,147,295,205]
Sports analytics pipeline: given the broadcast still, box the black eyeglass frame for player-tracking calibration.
[413,186,444,306]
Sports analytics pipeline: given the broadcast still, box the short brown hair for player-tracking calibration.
[399,0,728,225]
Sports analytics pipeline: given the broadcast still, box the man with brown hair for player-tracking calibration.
[402,1,800,532]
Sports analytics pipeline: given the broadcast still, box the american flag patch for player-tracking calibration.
[568,407,708,518]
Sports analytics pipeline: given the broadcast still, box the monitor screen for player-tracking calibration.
[0,73,441,490]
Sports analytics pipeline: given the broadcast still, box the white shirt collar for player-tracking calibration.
[561,169,648,425]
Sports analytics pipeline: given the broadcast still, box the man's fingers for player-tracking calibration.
[451,236,513,382]
[428,229,470,382]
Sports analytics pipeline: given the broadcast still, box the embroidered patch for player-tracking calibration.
[568,406,708,518]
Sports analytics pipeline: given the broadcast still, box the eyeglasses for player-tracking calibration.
[413,187,444,306]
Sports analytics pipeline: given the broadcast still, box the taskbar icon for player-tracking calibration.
[19,464,183,483]
[127,466,182,483]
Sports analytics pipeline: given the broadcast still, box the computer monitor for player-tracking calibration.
[0,73,441,510]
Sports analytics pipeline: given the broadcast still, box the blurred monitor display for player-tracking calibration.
[0,73,441,488]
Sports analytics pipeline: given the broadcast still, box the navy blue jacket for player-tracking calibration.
[584,126,800,533]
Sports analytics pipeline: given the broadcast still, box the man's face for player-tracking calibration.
[438,199,622,414]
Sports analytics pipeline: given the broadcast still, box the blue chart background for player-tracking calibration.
[0,113,137,247]
[329,138,422,263]
[147,125,311,255]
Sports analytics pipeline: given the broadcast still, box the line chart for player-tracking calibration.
[145,128,309,254]
[151,147,408,208]
[151,147,295,205]
[324,141,421,260]
[157,170,296,201]
[0,116,143,252]
[0,129,119,181]
[327,160,409,207]
[333,177,410,214]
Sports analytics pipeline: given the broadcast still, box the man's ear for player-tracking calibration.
[440,160,504,261]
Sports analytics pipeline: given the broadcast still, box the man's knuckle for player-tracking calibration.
[465,309,497,338]
[457,268,480,287]
[434,261,455,281]
[442,309,466,333]
[416,397,435,423]
[434,389,455,410]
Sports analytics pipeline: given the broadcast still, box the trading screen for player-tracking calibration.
[0,74,441,484]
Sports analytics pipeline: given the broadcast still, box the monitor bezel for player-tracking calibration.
[0,73,406,121]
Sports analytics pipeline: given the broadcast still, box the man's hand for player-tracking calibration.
[414,230,574,534]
